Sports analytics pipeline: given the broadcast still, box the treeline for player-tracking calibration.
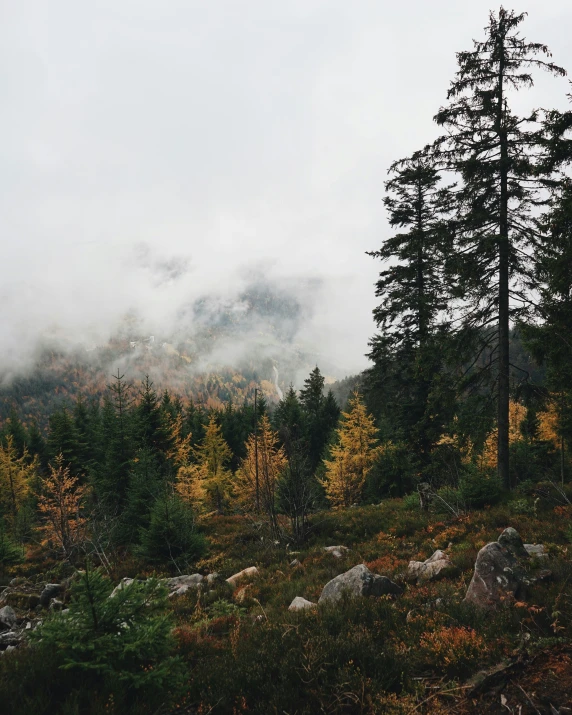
[0,367,351,570]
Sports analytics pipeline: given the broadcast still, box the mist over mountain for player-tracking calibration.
[0,276,358,427]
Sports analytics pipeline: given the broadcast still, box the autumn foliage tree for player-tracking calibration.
[38,454,89,560]
[236,415,286,538]
[321,393,381,508]
[0,436,37,526]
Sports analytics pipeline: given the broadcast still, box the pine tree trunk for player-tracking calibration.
[497,26,510,491]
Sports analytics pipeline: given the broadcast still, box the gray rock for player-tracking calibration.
[498,527,529,560]
[164,574,203,590]
[524,544,548,561]
[109,578,134,598]
[40,583,63,607]
[407,550,457,584]
[0,606,17,630]
[288,597,316,611]
[289,559,301,568]
[324,545,349,559]
[226,567,259,588]
[49,599,65,611]
[464,542,525,609]
[0,631,22,648]
[318,564,403,604]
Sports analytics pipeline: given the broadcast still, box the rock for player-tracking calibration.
[164,574,203,591]
[324,545,349,559]
[406,550,457,584]
[226,567,259,588]
[288,597,316,611]
[0,605,17,627]
[524,543,548,561]
[498,527,529,560]
[289,559,301,568]
[49,599,64,611]
[318,564,403,604]
[109,578,134,598]
[39,583,63,607]
[0,631,22,648]
[0,607,17,630]
[464,542,525,609]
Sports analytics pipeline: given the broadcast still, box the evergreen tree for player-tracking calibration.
[366,153,454,467]
[431,7,567,488]
[524,178,572,481]
[47,409,84,478]
[299,367,340,471]
[299,367,325,417]
[134,375,173,461]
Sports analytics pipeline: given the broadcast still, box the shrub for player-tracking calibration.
[0,520,23,569]
[137,493,207,570]
[25,567,183,712]
[402,492,421,511]
[459,466,502,508]
[418,626,486,677]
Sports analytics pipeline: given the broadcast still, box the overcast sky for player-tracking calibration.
[1,1,571,376]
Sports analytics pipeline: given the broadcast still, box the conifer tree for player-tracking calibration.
[366,154,454,466]
[431,7,568,488]
[38,454,88,560]
[236,415,286,539]
[321,393,381,508]
[0,436,37,525]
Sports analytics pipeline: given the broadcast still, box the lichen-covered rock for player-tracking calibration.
[498,527,529,560]
[226,567,259,588]
[289,597,316,611]
[406,550,457,584]
[164,574,203,590]
[318,564,403,604]
[463,542,525,609]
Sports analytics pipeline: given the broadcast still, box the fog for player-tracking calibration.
[1,1,571,383]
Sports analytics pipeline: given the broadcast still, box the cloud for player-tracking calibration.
[1,0,571,384]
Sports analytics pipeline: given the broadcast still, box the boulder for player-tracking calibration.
[0,606,17,630]
[498,527,529,560]
[407,550,457,584]
[524,544,548,561]
[463,542,525,609]
[324,545,349,559]
[288,597,316,611]
[289,559,301,568]
[205,573,221,587]
[164,574,203,591]
[40,583,63,607]
[318,564,403,604]
[226,567,259,588]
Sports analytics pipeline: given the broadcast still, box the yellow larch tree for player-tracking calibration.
[38,454,89,560]
[0,436,37,525]
[320,392,381,508]
[193,415,233,514]
[235,415,286,538]
[537,398,560,448]
[481,400,528,469]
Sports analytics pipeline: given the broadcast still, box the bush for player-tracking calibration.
[402,493,421,511]
[137,494,207,570]
[0,519,23,570]
[459,466,502,508]
[23,567,184,713]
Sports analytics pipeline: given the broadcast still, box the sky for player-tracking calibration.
[1,0,571,378]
